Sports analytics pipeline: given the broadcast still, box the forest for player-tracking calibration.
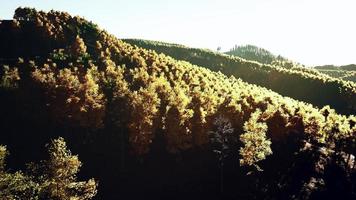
[314,65,356,82]
[0,7,355,200]
[124,39,356,115]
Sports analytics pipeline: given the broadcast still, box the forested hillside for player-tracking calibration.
[315,64,356,71]
[0,7,355,200]
[227,45,356,83]
[124,39,356,115]
[315,65,356,82]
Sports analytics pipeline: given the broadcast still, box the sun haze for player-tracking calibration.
[1,0,355,66]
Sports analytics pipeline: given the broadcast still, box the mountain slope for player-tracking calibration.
[124,39,356,115]
[0,7,355,199]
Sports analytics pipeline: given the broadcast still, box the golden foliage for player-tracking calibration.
[4,7,356,163]
[239,109,272,167]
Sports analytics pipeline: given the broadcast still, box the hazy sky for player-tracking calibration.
[1,0,355,66]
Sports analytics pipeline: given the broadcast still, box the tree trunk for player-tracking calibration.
[220,161,224,194]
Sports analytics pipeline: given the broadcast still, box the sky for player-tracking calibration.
[1,0,355,66]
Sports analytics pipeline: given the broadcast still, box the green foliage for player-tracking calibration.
[14,7,37,21]
[50,49,69,61]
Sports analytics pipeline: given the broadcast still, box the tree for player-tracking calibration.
[209,115,234,194]
[71,35,88,58]
[0,145,40,199]
[36,137,98,200]
[0,138,98,200]
[0,65,20,89]
[239,109,272,170]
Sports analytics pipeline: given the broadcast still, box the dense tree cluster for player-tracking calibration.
[315,64,356,71]
[0,7,355,199]
[315,69,356,82]
[226,44,300,69]
[124,39,356,115]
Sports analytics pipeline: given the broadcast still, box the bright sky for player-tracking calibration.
[1,0,355,66]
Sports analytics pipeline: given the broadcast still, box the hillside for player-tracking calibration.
[226,44,356,82]
[315,64,356,71]
[124,39,356,115]
[314,65,356,82]
[0,7,355,200]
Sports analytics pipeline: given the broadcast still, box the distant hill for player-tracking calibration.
[315,64,356,71]
[225,44,301,69]
[314,64,356,82]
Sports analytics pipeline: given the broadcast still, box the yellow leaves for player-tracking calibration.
[127,84,161,154]
[0,145,7,172]
[76,68,106,127]
[107,36,355,156]
[108,66,129,98]
[244,109,265,132]
[239,109,272,167]
[57,68,80,90]
[71,35,87,57]
[132,86,160,121]
[32,63,56,86]
[95,41,102,50]
[169,84,193,124]
[46,139,76,175]
[82,71,104,108]
[131,67,150,86]
[260,104,277,121]
[31,62,106,128]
